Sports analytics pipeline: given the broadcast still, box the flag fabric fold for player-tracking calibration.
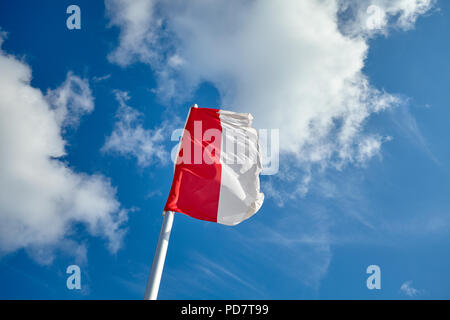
[164,106,264,226]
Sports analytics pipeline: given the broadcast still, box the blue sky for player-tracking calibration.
[0,0,449,300]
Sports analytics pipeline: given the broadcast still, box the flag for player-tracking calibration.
[165,106,264,226]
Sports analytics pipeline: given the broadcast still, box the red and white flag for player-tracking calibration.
[165,106,264,226]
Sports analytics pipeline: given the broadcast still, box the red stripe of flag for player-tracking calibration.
[164,107,222,222]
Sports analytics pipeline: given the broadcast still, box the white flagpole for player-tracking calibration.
[144,211,175,300]
[144,105,196,300]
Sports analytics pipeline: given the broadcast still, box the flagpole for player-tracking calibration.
[144,104,196,300]
[144,210,175,300]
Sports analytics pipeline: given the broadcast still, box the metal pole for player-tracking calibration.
[144,211,175,300]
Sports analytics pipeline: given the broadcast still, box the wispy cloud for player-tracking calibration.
[226,201,334,291]
[195,254,262,294]
[102,91,172,167]
[389,103,440,165]
[164,251,267,299]
[45,71,95,129]
[400,280,422,297]
[92,74,112,83]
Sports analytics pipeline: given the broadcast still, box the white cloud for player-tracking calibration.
[365,5,388,31]
[105,0,432,175]
[45,71,94,129]
[106,0,160,67]
[339,0,434,36]
[400,280,421,297]
[102,91,169,167]
[104,0,434,288]
[92,74,112,83]
[0,33,127,263]
[357,135,385,163]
